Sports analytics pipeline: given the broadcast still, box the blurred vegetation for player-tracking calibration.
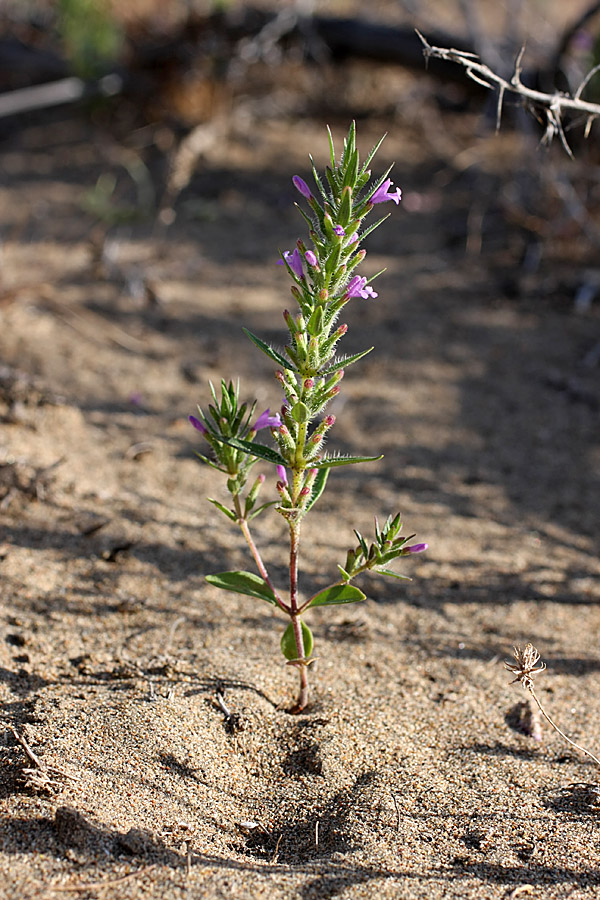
[57,0,123,78]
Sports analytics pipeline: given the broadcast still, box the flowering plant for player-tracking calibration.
[190,124,427,711]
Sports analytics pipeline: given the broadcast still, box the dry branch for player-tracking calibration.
[417,30,600,157]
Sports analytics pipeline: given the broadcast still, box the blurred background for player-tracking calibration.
[0,1,598,616]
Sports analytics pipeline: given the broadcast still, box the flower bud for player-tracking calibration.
[292,175,312,199]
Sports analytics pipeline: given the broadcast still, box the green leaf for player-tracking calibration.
[318,347,373,378]
[207,498,237,522]
[194,452,227,474]
[213,435,287,466]
[374,568,412,580]
[337,565,351,581]
[291,401,310,424]
[308,583,366,607]
[313,454,383,469]
[206,571,278,606]
[242,328,296,372]
[247,500,278,521]
[305,467,329,513]
[280,620,314,661]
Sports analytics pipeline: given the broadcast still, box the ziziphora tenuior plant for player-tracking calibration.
[190,124,427,712]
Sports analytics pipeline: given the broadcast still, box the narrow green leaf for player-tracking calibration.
[327,125,336,168]
[374,568,412,580]
[281,620,314,661]
[247,500,278,521]
[312,454,383,469]
[206,571,278,606]
[194,452,227,474]
[308,583,366,608]
[207,498,237,522]
[305,467,329,513]
[242,328,296,372]
[318,347,373,378]
[337,565,351,581]
[213,435,286,466]
[359,132,387,176]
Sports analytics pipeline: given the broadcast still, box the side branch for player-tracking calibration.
[416,30,600,157]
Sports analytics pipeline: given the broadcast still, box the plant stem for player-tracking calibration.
[528,685,600,770]
[289,518,308,711]
[233,494,290,615]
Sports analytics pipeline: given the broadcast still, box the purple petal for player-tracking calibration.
[276,465,288,485]
[406,543,428,554]
[345,275,378,300]
[277,248,304,279]
[305,250,318,266]
[189,415,207,435]
[253,408,282,431]
[292,175,312,199]
[371,178,402,205]
[333,225,345,236]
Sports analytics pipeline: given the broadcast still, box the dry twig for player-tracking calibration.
[417,31,600,157]
[505,644,600,770]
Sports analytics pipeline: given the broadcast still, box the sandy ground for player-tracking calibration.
[0,79,600,900]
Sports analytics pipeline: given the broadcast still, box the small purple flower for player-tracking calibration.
[333,225,345,237]
[252,409,282,431]
[292,175,312,199]
[189,415,207,435]
[348,232,359,244]
[370,178,402,205]
[276,465,288,485]
[406,543,428,554]
[305,250,318,267]
[277,248,304,279]
[346,276,378,300]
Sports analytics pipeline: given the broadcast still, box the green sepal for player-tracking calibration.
[242,328,296,372]
[291,401,310,424]
[318,347,373,378]
[338,185,352,226]
[207,498,237,522]
[206,570,278,606]
[307,583,365,607]
[211,435,286,466]
[305,467,329,512]
[281,619,314,661]
[374,568,411,580]
[312,454,383,469]
[307,305,324,336]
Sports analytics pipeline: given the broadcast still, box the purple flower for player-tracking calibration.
[277,248,304,279]
[346,276,378,300]
[292,175,312,199]
[333,225,345,237]
[406,543,428,554]
[252,409,282,431]
[189,415,207,435]
[348,232,359,244]
[370,178,402,205]
[305,250,318,267]
[276,465,288,485]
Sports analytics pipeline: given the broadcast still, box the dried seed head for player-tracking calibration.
[504,643,546,688]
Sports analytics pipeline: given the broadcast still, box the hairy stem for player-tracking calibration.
[528,685,600,770]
